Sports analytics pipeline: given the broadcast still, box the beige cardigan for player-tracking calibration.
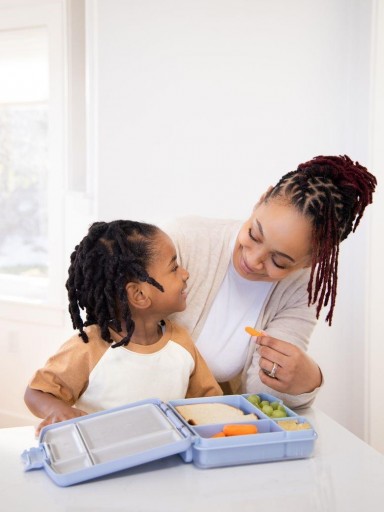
[167,216,321,409]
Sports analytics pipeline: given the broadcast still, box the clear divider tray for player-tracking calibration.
[22,400,192,486]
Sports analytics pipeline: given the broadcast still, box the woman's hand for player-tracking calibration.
[256,334,322,395]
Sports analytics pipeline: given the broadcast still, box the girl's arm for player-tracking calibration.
[24,328,109,435]
[24,387,88,436]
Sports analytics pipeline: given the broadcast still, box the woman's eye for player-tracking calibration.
[271,257,286,270]
[248,228,260,243]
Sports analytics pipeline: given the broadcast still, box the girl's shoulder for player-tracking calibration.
[163,319,195,350]
[60,325,112,353]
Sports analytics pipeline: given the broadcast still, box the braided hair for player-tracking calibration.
[66,220,164,347]
[266,155,377,325]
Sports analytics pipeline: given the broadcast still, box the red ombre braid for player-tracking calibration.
[266,155,377,325]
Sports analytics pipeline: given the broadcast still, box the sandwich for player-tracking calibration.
[175,403,258,425]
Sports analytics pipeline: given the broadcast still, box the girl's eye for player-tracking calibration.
[172,264,179,272]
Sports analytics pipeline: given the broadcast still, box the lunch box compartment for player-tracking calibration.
[193,419,284,441]
[243,393,299,418]
[169,394,264,420]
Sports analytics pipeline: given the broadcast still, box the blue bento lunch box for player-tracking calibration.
[21,394,317,486]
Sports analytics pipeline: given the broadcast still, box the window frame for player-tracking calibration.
[0,0,66,316]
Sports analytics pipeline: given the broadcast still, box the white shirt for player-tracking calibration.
[196,249,272,382]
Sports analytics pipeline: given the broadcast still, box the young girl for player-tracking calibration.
[168,155,377,407]
[24,220,222,434]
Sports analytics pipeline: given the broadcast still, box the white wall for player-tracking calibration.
[366,0,384,453]
[87,0,376,441]
[89,0,373,224]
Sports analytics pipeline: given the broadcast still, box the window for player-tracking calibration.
[0,27,49,294]
[0,1,65,305]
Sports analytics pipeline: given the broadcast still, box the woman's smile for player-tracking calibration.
[238,251,265,277]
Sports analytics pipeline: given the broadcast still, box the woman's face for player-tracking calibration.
[233,199,313,282]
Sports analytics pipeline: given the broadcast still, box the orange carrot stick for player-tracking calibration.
[222,424,258,436]
[245,326,263,337]
[210,431,226,438]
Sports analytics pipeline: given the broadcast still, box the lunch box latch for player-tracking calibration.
[21,443,51,471]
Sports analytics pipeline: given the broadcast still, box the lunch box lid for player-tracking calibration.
[21,398,195,487]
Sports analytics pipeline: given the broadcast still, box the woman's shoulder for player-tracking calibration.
[168,215,240,230]
[277,267,312,289]
[166,215,242,245]
[268,267,314,309]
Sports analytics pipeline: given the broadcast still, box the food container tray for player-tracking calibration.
[21,394,317,486]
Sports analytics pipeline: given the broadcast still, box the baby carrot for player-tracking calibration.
[222,424,258,436]
[245,326,263,337]
[211,431,226,438]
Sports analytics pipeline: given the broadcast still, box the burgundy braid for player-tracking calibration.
[267,155,377,325]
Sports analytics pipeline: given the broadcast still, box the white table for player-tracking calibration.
[1,408,384,512]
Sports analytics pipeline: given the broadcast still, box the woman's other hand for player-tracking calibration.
[256,334,322,395]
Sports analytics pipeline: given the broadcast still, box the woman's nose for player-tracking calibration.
[253,259,265,270]
[248,249,267,268]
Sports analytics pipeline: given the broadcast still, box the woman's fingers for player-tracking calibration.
[255,334,322,394]
[259,357,281,379]
[256,335,294,357]
[258,367,287,391]
[256,335,301,386]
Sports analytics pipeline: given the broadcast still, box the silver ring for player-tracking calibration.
[269,362,278,379]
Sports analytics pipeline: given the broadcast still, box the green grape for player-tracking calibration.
[277,404,287,413]
[271,409,286,418]
[270,401,279,410]
[247,394,261,406]
[260,400,270,408]
[262,404,273,416]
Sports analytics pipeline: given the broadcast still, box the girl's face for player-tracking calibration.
[233,198,313,282]
[145,232,189,315]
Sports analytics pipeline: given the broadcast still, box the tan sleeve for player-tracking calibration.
[169,321,223,398]
[28,326,109,405]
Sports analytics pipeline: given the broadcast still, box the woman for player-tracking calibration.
[168,155,377,408]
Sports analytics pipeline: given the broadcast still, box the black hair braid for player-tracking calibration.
[65,220,164,346]
[67,245,87,341]
[267,155,377,325]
